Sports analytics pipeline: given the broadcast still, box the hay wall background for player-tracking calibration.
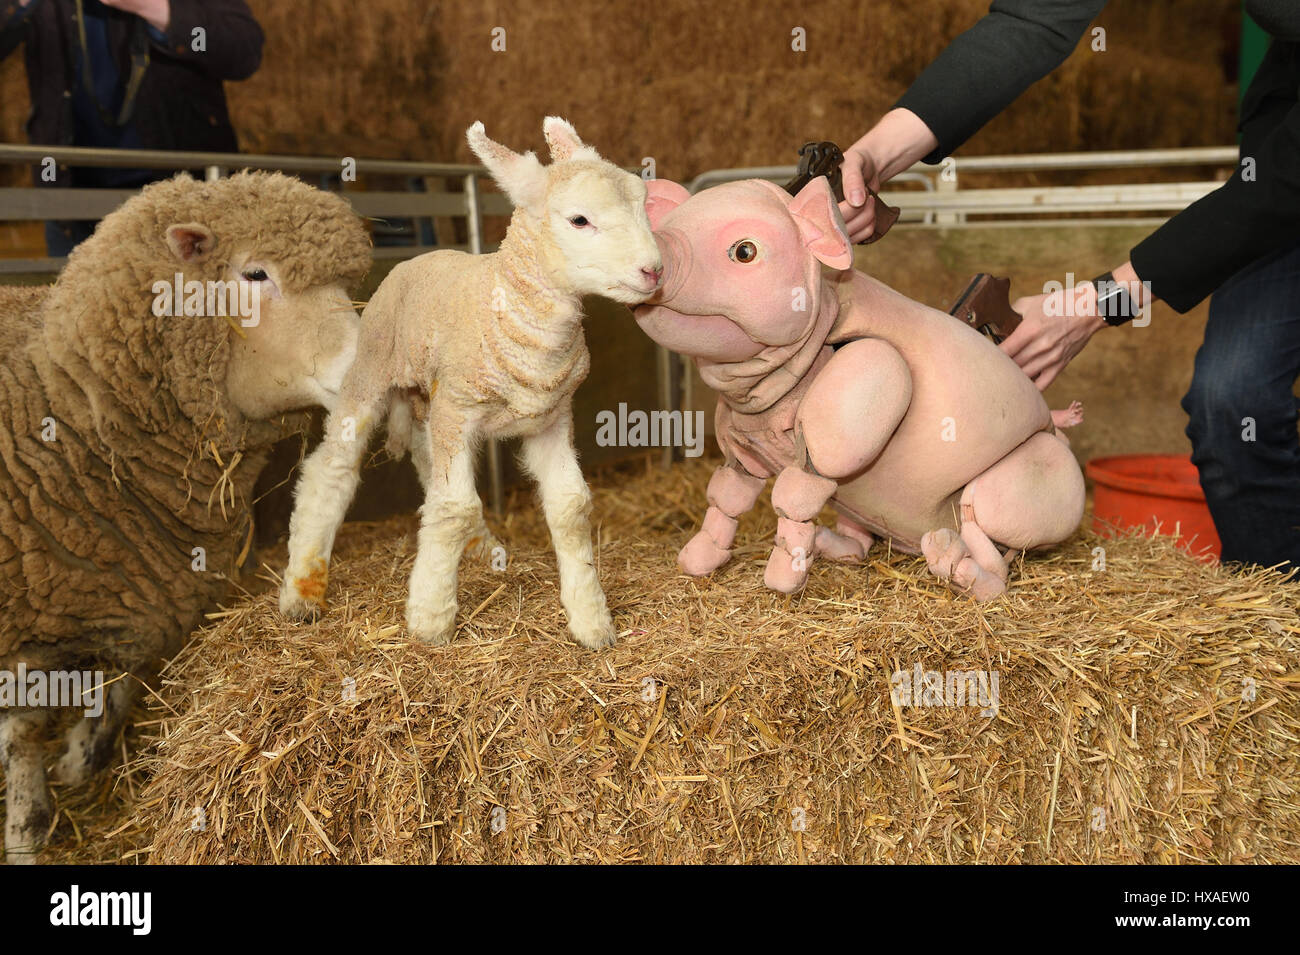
[1,1,1241,176]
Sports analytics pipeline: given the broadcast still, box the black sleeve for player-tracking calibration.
[0,0,40,63]
[156,0,263,81]
[1131,47,1300,313]
[894,0,1107,164]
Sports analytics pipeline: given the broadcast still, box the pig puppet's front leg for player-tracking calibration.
[766,338,913,593]
[679,463,766,575]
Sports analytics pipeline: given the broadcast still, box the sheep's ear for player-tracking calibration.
[645,178,690,229]
[788,177,853,270]
[542,116,600,163]
[467,121,547,213]
[165,223,215,263]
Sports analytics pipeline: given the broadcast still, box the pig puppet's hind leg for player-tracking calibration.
[922,430,1085,600]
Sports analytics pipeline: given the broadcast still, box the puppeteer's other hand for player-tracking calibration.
[1000,285,1106,391]
[99,0,171,32]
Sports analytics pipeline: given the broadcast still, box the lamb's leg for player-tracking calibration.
[521,411,615,649]
[405,429,481,645]
[408,408,501,562]
[922,430,1085,600]
[1,708,53,864]
[280,390,386,620]
[52,676,141,787]
[678,463,765,576]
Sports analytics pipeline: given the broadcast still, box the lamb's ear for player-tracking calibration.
[467,121,547,213]
[645,178,690,229]
[788,177,853,270]
[165,223,215,263]
[542,116,600,162]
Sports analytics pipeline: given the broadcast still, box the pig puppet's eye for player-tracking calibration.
[728,240,759,263]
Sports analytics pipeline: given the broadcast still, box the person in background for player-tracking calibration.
[0,0,263,254]
[837,0,1300,572]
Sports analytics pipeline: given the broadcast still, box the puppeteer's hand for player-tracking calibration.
[99,0,170,32]
[1000,284,1106,391]
[837,108,940,244]
[837,146,884,244]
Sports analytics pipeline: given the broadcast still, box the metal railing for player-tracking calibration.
[687,145,1239,224]
[0,143,514,274]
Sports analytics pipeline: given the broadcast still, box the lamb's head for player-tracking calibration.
[467,117,662,304]
[52,172,371,442]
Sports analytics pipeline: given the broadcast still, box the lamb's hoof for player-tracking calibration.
[920,529,1007,601]
[814,526,866,563]
[569,610,617,650]
[678,531,731,576]
[280,559,328,620]
[764,546,809,594]
[406,603,455,645]
[279,582,324,621]
[465,530,504,563]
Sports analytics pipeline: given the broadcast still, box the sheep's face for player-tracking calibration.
[221,252,361,419]
[542,164,662,304]
[467,117,662,305]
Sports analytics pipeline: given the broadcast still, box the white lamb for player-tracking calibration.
[279,117,662,648]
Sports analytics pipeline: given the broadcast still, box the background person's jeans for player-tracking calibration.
[1183,240,1300,570]
[45,219,97,257]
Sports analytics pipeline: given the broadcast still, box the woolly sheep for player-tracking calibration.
[279,118,661,649]
[0,172,371,862]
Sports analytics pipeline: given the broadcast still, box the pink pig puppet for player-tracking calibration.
[633,176,1086,600]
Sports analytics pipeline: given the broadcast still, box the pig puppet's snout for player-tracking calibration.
[646,229,689,305]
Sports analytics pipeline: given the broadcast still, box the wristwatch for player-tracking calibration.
[1090,271,1140,326]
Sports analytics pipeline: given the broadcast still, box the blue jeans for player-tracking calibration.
[45,220,96,257]
[1183,240,1300,570]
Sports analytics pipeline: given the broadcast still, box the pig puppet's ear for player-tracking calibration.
[467,121,547,213]
[788,176,853,270]
[645,178,690,228]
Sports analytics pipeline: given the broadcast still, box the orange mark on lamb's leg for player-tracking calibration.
[295,557,329,607]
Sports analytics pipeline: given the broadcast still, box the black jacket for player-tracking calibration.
[894,0,1300,313]
[0,0,263,159]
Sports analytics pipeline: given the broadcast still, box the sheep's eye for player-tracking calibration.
[568,215,590,228]
[242,267,269,281]
[728,240,759,264]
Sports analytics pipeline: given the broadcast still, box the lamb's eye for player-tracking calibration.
[242,267,269,281]
[728,240,759,264]
[568,215,590,228]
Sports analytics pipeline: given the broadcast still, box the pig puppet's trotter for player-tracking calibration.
[634,176,1085,600]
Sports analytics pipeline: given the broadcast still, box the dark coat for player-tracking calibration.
[0,0,263,158]
[894,0,1300,312]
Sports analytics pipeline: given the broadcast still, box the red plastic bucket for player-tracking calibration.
[1084,454,1221,561]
